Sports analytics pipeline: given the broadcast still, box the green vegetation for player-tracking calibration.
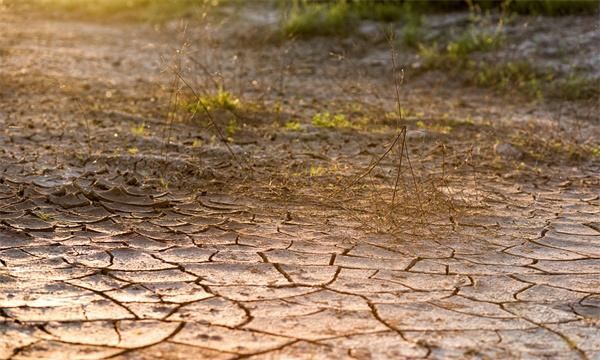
[550,74,600,100]
[309,165,326,177]
[36,0,599,24]
[510,0,599,15]
[282,1,354,37]
[416,120,453,134]
[131,123,147,136]
[447,30,503,59]
[418,27,503,69]
[511,131,600,163]
[284,120,302,131]
[35,211,51,221]
[474,61,545,98]
[281,0,422,38]
[190,89,240,112]
[281,0,599,38]
[312,112,351,128]
[32,0,223,21]
[402,16,423,48]
[127,147,139,155]
[225,118,239,138]
[415,22,598,101]
[393,0,599,15]
[474,62,599,100]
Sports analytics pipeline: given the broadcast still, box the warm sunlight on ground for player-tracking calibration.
[1,0,599,359]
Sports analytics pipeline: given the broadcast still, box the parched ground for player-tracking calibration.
[1,3,599,360]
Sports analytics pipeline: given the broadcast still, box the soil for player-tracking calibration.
[1,2,599,359]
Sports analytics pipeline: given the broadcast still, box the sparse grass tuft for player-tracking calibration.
[509,124,600,164]
[312,112,351,129]
[418,28,503,68]
[550,74,600,100]
[225,118,239,139]
[284,120,302,131]
[474,61,545,98]
[416,120,452,134]
[446,30,503,59]
[309,165,326,177]
[190,89,240,112]
[131,123,147,136]
[475,62,599,100]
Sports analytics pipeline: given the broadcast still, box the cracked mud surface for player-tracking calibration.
[1,3,599,360]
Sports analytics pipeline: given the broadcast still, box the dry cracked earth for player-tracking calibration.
[1,3,600,360]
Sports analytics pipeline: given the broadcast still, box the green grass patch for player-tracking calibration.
[312,112,351,128]
[475,62,599,100]
[418,28,503,68]
[189,89,240,112]
[31,0,223,21]
[416,25,598,101]
[284,120,302,131]
[474,61,545,98]
[309,164,327,177]
[402,14,424,48]
[280,0,421,38]
[511,131,600,163]
[130,123,147,136]
[416,120,452,134]
[510,0,599,16]
[550,74,600,100]
[397,0,599,15]
[447,30,503,58]
[281,1,355,38]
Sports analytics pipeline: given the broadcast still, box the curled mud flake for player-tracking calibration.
[0,186,15,200]
[93,186,153,205]
[0,228,32,249]
[10,200,40,212]
[30,176,72,188]
[186,215,227,226]
[68,205,112,218]
[100,200,159,213]
[92,186,170,208]
[5,216,54,231]
[85,219,130,236]
[134,228,187,242]
[198,196,246,211]
[0,209,26,220]
[49,192,92,209]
